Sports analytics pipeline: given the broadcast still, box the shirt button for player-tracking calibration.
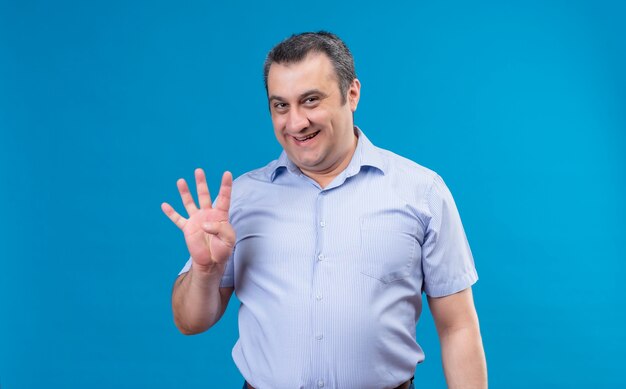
[318,380,325,387]
[316,293,323,300]
[315,333,323,340]
[320,221,326,227]
[317,254,324,261]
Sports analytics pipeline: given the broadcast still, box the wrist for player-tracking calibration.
[190,261,226,281]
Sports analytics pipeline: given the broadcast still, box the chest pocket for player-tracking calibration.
[359,215,418,284]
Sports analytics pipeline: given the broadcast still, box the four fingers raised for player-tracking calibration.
[162,170,233,229]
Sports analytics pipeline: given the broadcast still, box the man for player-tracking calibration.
[162,32,487,389]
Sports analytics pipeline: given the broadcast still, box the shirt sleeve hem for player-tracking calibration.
[219,277,234,288]
[423,269,478,298]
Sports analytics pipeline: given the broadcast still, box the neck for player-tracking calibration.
[301,133,358,189]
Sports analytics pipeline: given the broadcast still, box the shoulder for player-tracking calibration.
[229,158,283,207]
[381,147,436,178]
[373,144,439,193]
[233,160,279,185]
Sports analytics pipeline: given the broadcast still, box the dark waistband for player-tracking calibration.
[245,376,413,389]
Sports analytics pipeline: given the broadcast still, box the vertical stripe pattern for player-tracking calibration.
[178,129,477,389]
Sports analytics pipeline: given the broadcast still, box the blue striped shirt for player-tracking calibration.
[180,129,478,389]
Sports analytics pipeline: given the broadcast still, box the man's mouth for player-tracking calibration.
[293,130,321,143]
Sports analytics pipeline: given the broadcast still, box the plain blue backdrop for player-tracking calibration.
[1,0,625,388]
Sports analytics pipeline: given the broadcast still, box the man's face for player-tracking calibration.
[267,53,360,178]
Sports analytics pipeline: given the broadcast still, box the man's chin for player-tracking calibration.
[297,161,322,172]
[289,153,323,171]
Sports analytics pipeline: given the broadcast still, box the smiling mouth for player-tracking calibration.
[293,130,321,142]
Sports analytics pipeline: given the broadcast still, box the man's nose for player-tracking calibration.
[286,107,309,133]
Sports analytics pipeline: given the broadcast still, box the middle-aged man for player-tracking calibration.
[162,31,487,389]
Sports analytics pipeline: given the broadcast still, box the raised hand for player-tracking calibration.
[161,169,235,273]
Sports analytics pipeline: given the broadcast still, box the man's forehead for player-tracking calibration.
[267,53,338,96]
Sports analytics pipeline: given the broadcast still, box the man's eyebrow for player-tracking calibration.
[268,89,328,102]
[268,95,285,102]
[299,89,328,99]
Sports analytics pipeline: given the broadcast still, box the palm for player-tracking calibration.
[182,208,230,266]
[162,169,235,270]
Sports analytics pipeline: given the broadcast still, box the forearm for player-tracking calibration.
[171,264,228,335]
[439,324,487,389]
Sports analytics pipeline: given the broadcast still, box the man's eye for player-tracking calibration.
[304,97,318,104]
[274,102,287,110]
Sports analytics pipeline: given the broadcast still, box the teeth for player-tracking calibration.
[295,131,319,141]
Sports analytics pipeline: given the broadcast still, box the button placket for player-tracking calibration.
[311,190,329,383]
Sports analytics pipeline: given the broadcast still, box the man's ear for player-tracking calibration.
[348,78,361,112]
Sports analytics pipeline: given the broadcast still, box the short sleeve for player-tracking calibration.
[421,174,478,297]
[219,251,235,287]
[177,251,235,288]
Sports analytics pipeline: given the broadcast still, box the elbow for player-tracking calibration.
[178,327,203,336]
[173,311,212,335]
[174,319,210,335]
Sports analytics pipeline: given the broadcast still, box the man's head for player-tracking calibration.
[264,32,361,184]
[264,31,356,105]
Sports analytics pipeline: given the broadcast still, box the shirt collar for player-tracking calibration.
[269,127,387,182]
[345,127,387,178]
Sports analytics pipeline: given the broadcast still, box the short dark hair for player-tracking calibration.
[263,31,356,104]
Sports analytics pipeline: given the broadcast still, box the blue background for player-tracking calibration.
[1,0,625,387]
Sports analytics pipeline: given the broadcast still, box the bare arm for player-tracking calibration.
[172,270,234,334]
[427,287,488,389]
[162,169,236,335]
